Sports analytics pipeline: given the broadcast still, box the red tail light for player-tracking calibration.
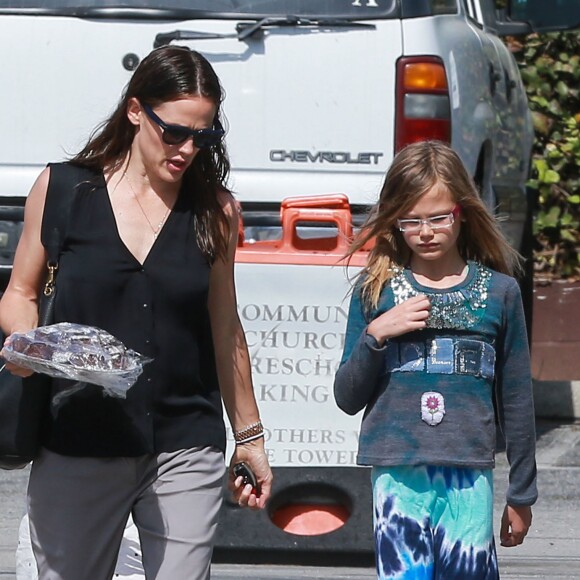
[395,56,451,152]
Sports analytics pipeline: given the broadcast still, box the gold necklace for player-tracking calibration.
[125,173,171,239]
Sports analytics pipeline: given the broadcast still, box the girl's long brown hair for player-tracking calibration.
[348,141,523,309]
[71,46,231,262]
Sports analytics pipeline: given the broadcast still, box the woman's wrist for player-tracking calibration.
[235,435,266,450]
[235,433,265,445]
[233,419,265,445]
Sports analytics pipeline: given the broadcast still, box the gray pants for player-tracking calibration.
[28,447,225,580]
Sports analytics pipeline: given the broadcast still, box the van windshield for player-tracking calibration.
[0,0,400,17]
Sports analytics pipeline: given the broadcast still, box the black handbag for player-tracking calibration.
[0,163,89,469]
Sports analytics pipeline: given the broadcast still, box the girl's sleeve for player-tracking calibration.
[333,284,388,415]
[495,278,538,506]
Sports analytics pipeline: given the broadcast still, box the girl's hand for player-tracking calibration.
[367,295,431,345]
[500,504,532,547]
[228,440,273,510]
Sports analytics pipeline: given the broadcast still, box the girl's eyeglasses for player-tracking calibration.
[397,205,461,233]
[142,103,225,148]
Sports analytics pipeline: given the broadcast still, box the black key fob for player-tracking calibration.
[233,462,259,494]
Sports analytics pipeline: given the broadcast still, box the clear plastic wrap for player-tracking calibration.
[2,323,152,402]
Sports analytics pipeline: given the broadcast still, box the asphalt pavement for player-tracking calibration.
[1,419,579,579]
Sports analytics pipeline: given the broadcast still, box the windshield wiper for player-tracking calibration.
[155,15,374,48]
[236,15,374,38]
[154,28,237,47]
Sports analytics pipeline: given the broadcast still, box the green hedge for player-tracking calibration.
[512,31,580,281]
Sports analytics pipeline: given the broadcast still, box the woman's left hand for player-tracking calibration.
[228,439,273,510]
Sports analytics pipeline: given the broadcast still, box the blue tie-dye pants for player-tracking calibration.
[372,465,499,580]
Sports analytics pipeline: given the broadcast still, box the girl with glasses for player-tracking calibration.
[334,140,537,579]
[0,46,271,580]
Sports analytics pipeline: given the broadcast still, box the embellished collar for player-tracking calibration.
[390,262,491,329]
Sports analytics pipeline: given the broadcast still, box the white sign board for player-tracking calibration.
[227,262,363,466]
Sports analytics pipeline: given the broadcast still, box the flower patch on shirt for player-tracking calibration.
[421,391,446,426]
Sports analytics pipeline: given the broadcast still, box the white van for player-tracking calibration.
[1,0,578,556]
[0,1,576,269]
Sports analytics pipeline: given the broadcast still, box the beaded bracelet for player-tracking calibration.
[233,420,264,444]
[235,432,265,445]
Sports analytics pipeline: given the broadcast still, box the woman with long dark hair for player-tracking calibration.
[0,46,272,579]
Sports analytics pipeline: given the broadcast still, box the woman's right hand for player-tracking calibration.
[1,335,34,377]
[1,361,33,377]
[228,439,273,510]
[366,295,431,345]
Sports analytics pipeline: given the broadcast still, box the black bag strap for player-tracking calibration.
[39,163,96,298]
[40,162,94,265]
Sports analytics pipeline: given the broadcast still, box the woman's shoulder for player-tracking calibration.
[47,161,101,179]
[24,162,91,208]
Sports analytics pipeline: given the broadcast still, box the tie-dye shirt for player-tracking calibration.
[334,263,537,507]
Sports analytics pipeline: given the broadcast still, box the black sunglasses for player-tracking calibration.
[142,103,225,148]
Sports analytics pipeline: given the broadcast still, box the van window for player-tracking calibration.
[462,0,484,25]
[0,0,399,18]
[432,0,458,14]
[478,0,498,27]
[401,0,458,18]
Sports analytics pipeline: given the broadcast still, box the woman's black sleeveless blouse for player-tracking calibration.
[43,164,225,456]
